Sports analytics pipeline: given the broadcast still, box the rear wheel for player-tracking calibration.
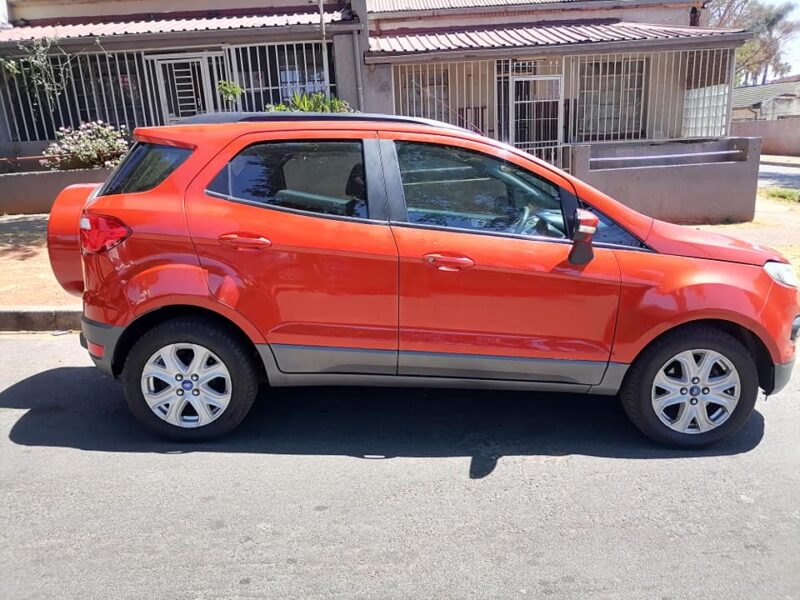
[121,317,259,441]
[620,326,758,447]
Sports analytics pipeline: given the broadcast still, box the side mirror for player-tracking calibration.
[568,208,599,265]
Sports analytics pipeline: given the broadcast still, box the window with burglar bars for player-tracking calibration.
[227,42,336,111]
[0,41,335,142]
[574,58,646,141]
[391,48,736,172]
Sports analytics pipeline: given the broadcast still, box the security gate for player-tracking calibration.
[151,53,228,123]
[509,75,564,158]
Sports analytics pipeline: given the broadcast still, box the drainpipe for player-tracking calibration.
[319,0,330,97]
[352,30,365,110]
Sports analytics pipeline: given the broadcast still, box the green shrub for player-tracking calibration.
[41,121,129,170]
[764,187,800,203]
[217,80,244,108]
[265,91,354,113]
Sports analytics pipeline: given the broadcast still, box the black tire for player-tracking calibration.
[620,326,758,448]
[121,316,259,441]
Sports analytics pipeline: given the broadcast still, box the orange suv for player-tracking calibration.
[47,113,799,446]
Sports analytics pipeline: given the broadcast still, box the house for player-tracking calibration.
[0,0,762,222]
[731,81,800,121]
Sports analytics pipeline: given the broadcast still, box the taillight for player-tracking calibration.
[79,213,131,254]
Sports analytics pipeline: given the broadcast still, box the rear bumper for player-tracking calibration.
[81,317,124,377]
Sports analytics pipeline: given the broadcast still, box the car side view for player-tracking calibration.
[47,113,799,446]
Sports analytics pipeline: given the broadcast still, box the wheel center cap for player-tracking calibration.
[181,380,194,391]
[690,385,702,397]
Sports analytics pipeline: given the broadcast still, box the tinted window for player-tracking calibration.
[101,143,191,196]
[208,141,368,219]
[395,141,566,238]
[580,203,644,248]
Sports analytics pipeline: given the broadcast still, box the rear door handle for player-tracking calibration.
[218,232,272,250]
[422,253,475,271]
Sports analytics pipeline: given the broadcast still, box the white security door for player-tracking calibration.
[152,53,228,123]
[509,75,564,164]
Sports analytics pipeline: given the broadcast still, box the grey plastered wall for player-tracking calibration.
[570,137,761,224]
[361,63,394,114]
[332,33,360,108]
[0,168,112,214]
[731,118,800,156]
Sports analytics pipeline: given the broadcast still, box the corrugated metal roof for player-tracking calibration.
[732,81,800,108]
[368,21,747,55]
[0,11,345,43]
[368,0,589,13]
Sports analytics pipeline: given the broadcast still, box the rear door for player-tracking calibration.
[379,131,621,385]
[184,130,399,375]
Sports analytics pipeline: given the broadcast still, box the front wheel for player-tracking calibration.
[121,317,259,441]
[620,326,759,447]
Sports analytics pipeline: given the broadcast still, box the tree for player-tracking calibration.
[709,0,799,84]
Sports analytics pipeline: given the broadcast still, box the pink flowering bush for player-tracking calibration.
[41,121,129,170]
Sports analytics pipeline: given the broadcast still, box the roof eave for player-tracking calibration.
[368,0,697,19]
[365,31,752,63]
[0,20,362,50]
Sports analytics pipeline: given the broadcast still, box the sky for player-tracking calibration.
[761,0,800,77]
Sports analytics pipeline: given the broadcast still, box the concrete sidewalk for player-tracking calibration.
[761,154,800,168]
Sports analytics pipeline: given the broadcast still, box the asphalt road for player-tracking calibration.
[759,163,800,189]
[1,334,799,600]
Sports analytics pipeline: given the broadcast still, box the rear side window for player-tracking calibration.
[101,143,191,196]
[207,140,368,219]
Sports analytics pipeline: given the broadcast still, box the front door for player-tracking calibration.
[380,133,621,385]
[153,54,222,123]
[185,131,399,374]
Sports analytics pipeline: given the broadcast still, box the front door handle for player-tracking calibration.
[218,232,272,250]
[422,253,475,272]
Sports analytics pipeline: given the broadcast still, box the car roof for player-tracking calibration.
[179,111,469,133]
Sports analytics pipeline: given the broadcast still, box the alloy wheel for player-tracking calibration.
[651,349,741,434]
[140,343,232,428]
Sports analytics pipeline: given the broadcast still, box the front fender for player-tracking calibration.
[612,251,779,364]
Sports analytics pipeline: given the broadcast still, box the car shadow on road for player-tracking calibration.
[0,366,765,478]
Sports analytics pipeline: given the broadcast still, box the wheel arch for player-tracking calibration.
[626,318,774,392]
[111,305,267,382]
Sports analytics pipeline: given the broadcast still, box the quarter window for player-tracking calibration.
[207,140,368,219]
[395,141,567,239]
[101,143,191,196]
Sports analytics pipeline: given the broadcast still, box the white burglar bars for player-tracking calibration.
[392,47,737,171]
[225,42,336,111]
[0,50,160,142]
[563,48,735,143]
[0,41,336,142]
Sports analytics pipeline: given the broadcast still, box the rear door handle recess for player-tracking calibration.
[422,253,475,272]
[218,233,272,250]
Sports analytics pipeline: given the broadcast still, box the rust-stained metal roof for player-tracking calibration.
[0,11,346,43]
[368,0,589,12]
[367,0,697,13]
[368,20,748,57]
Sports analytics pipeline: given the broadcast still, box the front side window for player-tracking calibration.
[395,141,567,239]
[207,140,367,219]
[101,143,191,196]
[580,202,645,248]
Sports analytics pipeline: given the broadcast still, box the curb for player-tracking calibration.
[0,306,81,331]
[761,159,800,169]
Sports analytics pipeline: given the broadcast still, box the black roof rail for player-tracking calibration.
[177,111,468,132]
